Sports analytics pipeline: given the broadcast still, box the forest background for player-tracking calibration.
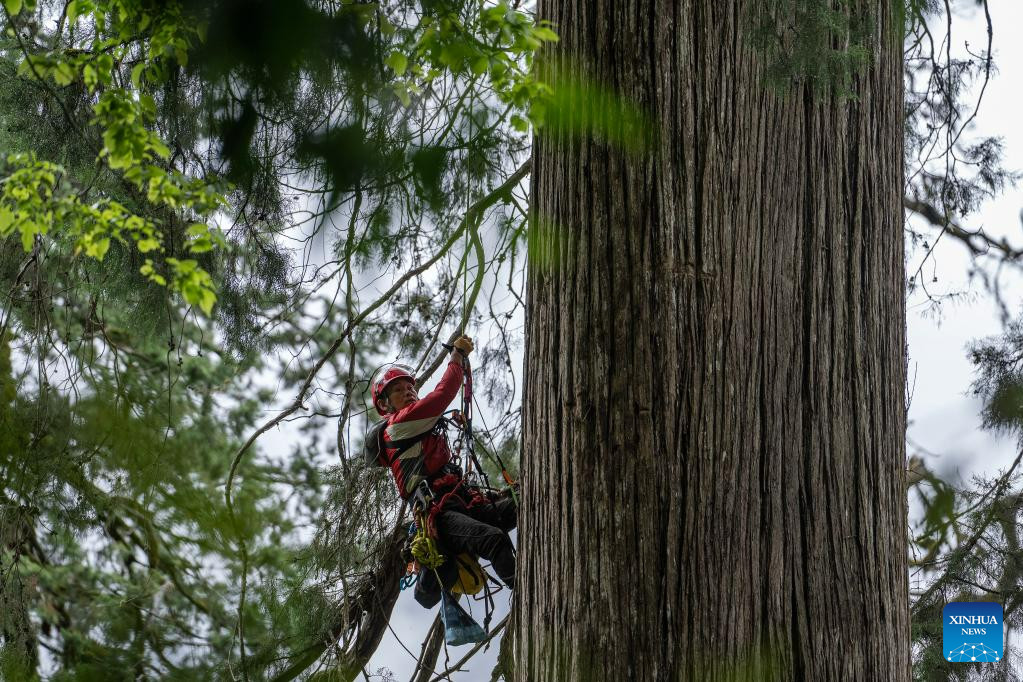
[2,0,1023,680]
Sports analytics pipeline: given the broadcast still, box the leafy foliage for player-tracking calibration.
[0,0,536,677]
[2,0,227,314]
[1,0,1020,679]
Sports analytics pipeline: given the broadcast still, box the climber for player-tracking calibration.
[370,336,517,607]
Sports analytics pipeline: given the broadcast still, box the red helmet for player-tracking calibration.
[371,364,416,416]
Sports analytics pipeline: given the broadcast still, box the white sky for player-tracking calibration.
[904,2,1023,484]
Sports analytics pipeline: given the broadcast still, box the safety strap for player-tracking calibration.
[380,417,451,467]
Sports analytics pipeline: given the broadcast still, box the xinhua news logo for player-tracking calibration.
[942,602,1003,663]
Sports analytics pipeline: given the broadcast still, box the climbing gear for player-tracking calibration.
[447,352,519,502]
[364,416,453,469]
[412,479,435,511]
[409,501,444,570]
[410,511,445,570]
[399,522,422,591]
[440,592,485,646]
[450,553,486,596]
[362,420,387,466]
[370,364,416,416]
[410,533,444,569]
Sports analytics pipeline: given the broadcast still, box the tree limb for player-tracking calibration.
[428,615,508,682]
[904,196,1023,262]
[269,522,407,682]
[411,614,444,682]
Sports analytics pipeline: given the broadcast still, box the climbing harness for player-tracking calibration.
[382,341,518,645]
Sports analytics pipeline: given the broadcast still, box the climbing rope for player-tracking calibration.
[410,512,445,570]
[470,393,519,506]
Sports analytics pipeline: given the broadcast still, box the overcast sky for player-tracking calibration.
[365,4,1023,679]
[905,2,1023,487]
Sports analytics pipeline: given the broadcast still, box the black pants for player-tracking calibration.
[414,495,517,609]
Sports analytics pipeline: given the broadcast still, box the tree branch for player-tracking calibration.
[411,614,444,682]
[269,522,407,682]
[912,448,1023,614]
[904,196,1023,262]
[427,615,508,682]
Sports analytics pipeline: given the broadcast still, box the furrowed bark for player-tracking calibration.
[518,1,909,680]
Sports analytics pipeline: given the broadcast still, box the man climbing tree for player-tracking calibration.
[516,0,910,679]
[370,335,518,606]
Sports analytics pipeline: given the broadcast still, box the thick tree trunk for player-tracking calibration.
[517,1,909,680]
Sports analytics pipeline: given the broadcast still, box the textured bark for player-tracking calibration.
[0,509,40,674]
[517,1,909,680]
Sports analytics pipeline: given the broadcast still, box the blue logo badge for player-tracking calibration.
[942,602,1003,663]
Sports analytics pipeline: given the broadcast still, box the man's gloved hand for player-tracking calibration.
[452,335,474,357]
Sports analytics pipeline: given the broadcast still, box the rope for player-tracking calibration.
[411,512,445,570]
[462,88,473,333]
[482,578,494,633]
[469,393,519,506]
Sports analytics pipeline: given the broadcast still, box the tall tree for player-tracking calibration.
[517,1,910,679]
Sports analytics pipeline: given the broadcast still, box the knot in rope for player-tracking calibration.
[410,514,445,569]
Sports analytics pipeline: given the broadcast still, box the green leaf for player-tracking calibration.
[509,114,528,133]
[385,51,408,76]
[470,56,489,75]
[96,53,113,75]
[20,221,37,251]
[83,236,110,259]
[393,83,411,108]
[4,0,23,16]
[438,42,475,70]
[0,207,13,235]
[150,138,170,159]
[532,26,560,42]
[140,259,166,285]
[82,64,97,90]
[198,288,215,315]
[137,237,160,253]
[188,237,213,253]
[130,63,145,89]
[53,61,75,87]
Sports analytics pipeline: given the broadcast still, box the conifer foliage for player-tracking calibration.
[0,0,1021,679]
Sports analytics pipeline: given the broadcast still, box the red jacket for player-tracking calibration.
[382,359,463,499]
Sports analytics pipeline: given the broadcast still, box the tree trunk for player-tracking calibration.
[517,1,909,680]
